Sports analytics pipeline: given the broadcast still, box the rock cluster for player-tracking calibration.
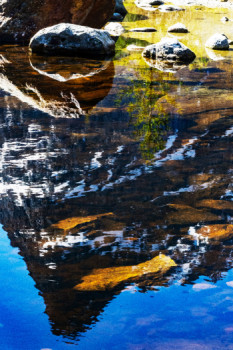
[0,0,116,44]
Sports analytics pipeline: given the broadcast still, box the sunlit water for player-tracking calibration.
[0,1,233,349]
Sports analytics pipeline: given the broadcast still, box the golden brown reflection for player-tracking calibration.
[0,46,115,118]
[74,255,176,291]
[197,224,233,240]
[51,213,114,231]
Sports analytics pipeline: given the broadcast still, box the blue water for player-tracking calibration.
[1,222,233,350]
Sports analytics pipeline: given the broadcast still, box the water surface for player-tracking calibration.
[0,1,233,349]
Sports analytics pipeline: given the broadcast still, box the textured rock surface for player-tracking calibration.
[29,24,115,57]
[205,33,229,50]
[0,0,116,44]
[167,22,188,33]
[104,22,125,36]
[143,37,196,62]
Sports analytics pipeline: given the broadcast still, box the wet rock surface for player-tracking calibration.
[0,0,116,44]
[29,23,115,57]
[143,37,196,62]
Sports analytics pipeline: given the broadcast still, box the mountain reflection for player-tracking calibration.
[0,49,233,342]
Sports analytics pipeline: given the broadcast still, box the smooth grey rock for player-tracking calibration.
[143,37,196,62]
[29,23,115,57]
[104,22,125,36]
[205,33,229,50]
[130,27,157,32]
[167,23,188,33]
[158,5,185,11]
[111,12,124,21]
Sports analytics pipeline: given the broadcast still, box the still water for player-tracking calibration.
[0,1,233,349]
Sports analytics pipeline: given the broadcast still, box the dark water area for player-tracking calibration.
[0,4,233,349]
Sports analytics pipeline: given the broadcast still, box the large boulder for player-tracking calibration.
[205,33,229,50]
[0,0,116,44]
[29,24,115,57]
[143,38,196,62]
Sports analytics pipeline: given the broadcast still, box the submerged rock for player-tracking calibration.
[104,22,125,36]
[143,56,188,73]
[143,37,196,62]
[74,254,176,291]
[0,0,116,44]
[167,23,188,33]
[126,44,145,51]
[29,23,115,57]
[135,0,163,11]
[158,5,185,11]
[130,27,157,32]
[111,12,124,21]
[205,33,229,50]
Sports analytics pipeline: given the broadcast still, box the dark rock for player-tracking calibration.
[158,5,185,11]
[29,23,115,57]
[0,0,116,44]
[115,0,127,15]
[111,12,124,21]
[143,37,196,63]
[130,27,157,32]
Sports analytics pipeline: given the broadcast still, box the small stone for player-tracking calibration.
[104,22,125,36]
[221,16,229,22]
[130,27,157,32]
[111,12,124,21]
[158,5,185,11]
[205,33,229,50]
[167,23,188,33]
